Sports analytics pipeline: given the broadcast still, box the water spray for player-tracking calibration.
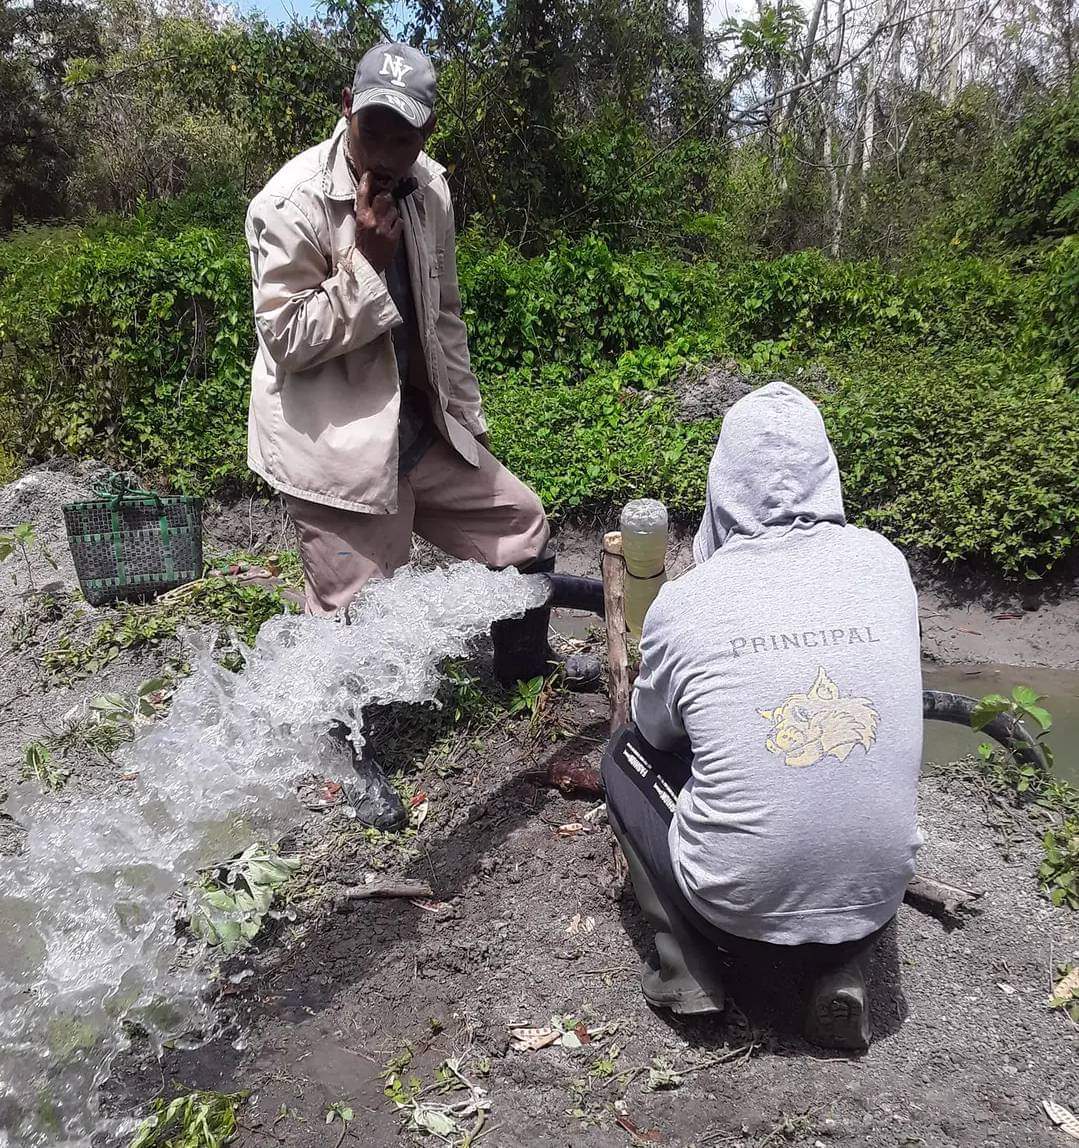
[0,563,544,1147]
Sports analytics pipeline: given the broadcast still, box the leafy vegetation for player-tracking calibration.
[1041,821,1079,910]
[39,577,298,685]
[970,685,1056,770]
[965,690,1079,910]
[128,1089,245,1148]
[6,211,1074,575]
[187,843,300,953]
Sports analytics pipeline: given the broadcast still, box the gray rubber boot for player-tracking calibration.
[315,724,407,831]
[492,552,601,690]
[608,807,725,1015]
[804,954,872,1050]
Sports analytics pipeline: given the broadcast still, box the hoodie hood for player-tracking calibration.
[692,381,845,563]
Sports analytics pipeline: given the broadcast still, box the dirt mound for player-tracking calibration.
[0,461,108,598]
[670,362,838,423]
[673,360,758,422]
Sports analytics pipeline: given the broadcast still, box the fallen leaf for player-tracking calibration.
[119,772,140,781]
[409,791,428,807]
[567,912,597,936]
[556,823,589,837]
[615,1115,665,1143]
[508,1025,560,1051]
[1049,967,1079,1008]
[646,1057,683,1092]
[1043,1099,1079,1141]
[411,1106,457,1136]
[409,797,430,829]
[573,1022,591,1045]
[319,780,342,802]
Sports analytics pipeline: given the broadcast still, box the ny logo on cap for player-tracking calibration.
[379,53,413,88]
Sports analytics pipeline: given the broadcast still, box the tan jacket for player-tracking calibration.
[245,118,487,513]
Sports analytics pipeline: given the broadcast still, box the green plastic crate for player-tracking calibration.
[63,474,203,606]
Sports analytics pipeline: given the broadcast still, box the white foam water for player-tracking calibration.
[0,563,545,1147]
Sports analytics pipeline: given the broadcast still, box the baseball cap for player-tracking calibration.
[351,43,436,129]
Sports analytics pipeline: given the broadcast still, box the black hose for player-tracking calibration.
[922,689,1046,769]
[544,573,606,617]
[544,573,1048,771]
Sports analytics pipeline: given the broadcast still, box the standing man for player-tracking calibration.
[245,43,559,828]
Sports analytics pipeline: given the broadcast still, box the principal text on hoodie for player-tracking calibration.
[730,625,883,657]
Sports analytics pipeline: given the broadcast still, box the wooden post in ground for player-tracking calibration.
[602,531,630,733]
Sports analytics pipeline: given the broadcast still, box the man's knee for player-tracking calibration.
[499,482,550,569]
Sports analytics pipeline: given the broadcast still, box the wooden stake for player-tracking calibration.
[602,531,630,733]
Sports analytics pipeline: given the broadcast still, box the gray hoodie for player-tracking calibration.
[632,382,923,945]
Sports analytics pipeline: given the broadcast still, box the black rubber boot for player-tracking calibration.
[315,723,407,831]
[804,954,872,1050]
[608,806,725,1015]
[492,552,601,690]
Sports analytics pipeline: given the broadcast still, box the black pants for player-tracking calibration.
[601,724,882,969]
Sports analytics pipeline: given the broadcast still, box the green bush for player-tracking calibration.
[0,226,251,491]
[983,86,1079,247]
[718,250,1028,356]
[822,352,1078,575]
[485,345,718,515]
[0,223,1074,576]
[457,234,723,374]
[1040,236,1079,382]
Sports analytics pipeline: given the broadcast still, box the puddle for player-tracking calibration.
[922,662,1079,783]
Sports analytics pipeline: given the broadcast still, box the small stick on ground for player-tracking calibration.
[333,879,434,912]
[903,874,984,918]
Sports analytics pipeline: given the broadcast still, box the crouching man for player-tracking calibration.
[602,382,923,1049]
[245,43,566,829]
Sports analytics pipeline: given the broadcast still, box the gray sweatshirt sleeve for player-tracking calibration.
[630,597,688,750]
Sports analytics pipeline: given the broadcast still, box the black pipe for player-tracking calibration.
[922,689,1046,769]
[544,572,606,617]
[544,573,1047,770]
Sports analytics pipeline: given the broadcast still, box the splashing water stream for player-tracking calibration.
[0,563,545,1147]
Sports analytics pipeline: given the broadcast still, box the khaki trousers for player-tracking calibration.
[283,439,550,614]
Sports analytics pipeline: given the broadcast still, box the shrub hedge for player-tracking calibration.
[0,226,1074,575]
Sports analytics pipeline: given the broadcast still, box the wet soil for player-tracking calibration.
[2,471,1079,1147]
[104,694,1079,1148]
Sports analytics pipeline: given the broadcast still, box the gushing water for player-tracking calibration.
[0,563,545,1147]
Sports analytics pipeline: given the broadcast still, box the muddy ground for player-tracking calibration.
[1,466,1078,1147]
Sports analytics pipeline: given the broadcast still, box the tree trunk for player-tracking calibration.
[687,0,705,56]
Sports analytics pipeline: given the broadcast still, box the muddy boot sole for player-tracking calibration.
[642,964,726,1016]
[805,983,871,1050]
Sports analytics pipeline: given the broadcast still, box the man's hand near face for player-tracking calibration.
[354,170,403,274]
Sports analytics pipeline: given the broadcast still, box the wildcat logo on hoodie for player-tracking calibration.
[758,667,879,767]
